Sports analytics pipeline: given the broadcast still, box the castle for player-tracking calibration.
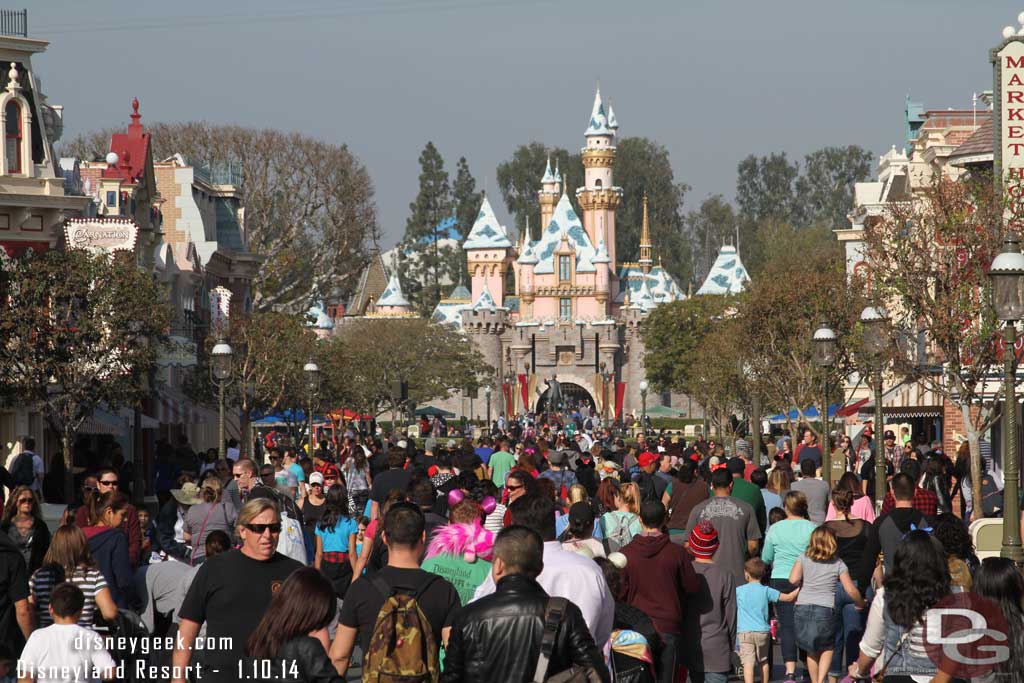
[428,87,687,417]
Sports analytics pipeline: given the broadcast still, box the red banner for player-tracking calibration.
[615,382,626,420]
[518,374,528,414]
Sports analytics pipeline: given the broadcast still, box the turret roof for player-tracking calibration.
[471,286,503,310]
[517,239,538,265]
[541,156,555,184]
[585,87,614,137]
[306,301,335,329]
[377,269,410,307]
[463,195,513,250]
[592,240,610,264]
[533,192,596,274]
[607,103,619,130]
[696,245,750,295]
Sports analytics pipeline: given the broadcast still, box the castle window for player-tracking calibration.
[5,101,21,174]
[595,179,602,188]
[559,297,572,320]
[559,255,571,283]
[504,263,515,296]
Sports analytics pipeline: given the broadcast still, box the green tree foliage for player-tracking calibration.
[62,123,379,314]
[614,138,690,279]
[329,318,492,421]
[688,315,749,442]
[796,146,874,230]
[640,295,731,394]
[0,250,172,502]
[451,156,482,281]
[496,142,579,239]
[403,142,455,314]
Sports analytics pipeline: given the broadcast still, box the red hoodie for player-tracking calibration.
[620,532,699,634]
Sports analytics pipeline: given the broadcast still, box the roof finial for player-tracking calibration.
[128,97,143,136]
[5,63,19,93]
[639,192,653,274]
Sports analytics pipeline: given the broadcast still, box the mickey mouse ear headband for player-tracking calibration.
[448,489,497,515]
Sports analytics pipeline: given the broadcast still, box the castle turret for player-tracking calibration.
[576,86,622,281]
[639,192,653,274]
[375,267,412,316]
[464,194,514,306]
[516,229,538,319]
[538,155,560,234]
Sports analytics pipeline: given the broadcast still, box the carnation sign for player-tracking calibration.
[64,218,138,254]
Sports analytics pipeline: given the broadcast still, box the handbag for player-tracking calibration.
[844,626,913,683]
[532,597,604,683]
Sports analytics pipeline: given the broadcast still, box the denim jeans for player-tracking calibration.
[829,580,865,676]
[657,632,679,683]
[690,671,729,683]
[770,578,798,663]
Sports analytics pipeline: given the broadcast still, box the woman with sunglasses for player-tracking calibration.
[1,486,50,573]
[81,490,137,609]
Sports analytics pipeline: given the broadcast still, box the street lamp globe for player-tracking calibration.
[304,361,321,393]
[859,306,890,359]
[211,341,233,381]
[639,380,649,393]
[813,325,838,368]
[484,386,492,397]
[990,234,1024,322]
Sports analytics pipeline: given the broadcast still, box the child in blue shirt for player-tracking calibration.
[736,558,799,683]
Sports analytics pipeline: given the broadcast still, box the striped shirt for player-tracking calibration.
[30,566,108,627]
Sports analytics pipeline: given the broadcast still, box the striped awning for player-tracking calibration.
[158,397,211,425]
[858,379,943,420]
[79,408,127,436]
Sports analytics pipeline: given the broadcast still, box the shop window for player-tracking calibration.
[5,101,20,174]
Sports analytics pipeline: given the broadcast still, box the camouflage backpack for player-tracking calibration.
[363,575,440,683]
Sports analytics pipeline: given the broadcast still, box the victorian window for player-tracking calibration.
[5,101,21,174]
[559,255,571,283]
[559,297,572,321]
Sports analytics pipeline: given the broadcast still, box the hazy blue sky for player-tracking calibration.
[30,1,1020,246]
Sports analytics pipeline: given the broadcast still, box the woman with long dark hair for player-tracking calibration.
[1,486,50,573]
[247,567,343,682]
[850,530,951,682]
[824,487,872,681]
[973,557,1024,682]
[930,513,978,589]
[826,472,875,523]
[81,490,136,609]
[920,458,952,516]
[341,447,371,517]
[314,483,358,599]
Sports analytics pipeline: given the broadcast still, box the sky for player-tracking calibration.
[29,0,1022,247]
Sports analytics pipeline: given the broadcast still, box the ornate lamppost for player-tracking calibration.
[600,361,614,425]
[484,385,492,431]
[860,306,890,510]
[211,340,233,461]
[989,234,1024,563]
[303,361,321,456]
[813,324,838,484]
[639,379,649,437]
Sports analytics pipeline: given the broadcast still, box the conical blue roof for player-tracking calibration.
[533,193,596,274]
[463,195,513,250]
[541,156,555,184]
[472,286,499,310]
[377,270,410,307]
[696,245,750,296]
[585,87,614,137]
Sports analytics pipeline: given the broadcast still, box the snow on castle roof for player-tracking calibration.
[533,193,597,274]
[463,195,513,250]
[696,245,750,296]
[377,269,410,307]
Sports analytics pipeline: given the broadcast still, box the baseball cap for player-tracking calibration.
[884,430,896,441]
[308,471,324,485]
[688,519,720,560]
[638,451,659,468]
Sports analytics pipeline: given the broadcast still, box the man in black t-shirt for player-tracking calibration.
[171,498,303,683]
[0,532,30,663]
[330,503,460,677]
[370,451,412,519]
[859,454,895,502]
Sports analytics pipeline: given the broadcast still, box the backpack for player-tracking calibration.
[635,473,658,504]
[980,475,1003,517]
[10,452,34,487]
[363,575,440,683]
[601,513,633,553]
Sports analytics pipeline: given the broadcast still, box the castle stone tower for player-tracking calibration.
[576,86,622,305]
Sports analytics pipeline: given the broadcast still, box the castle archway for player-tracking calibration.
[536,381,596,414]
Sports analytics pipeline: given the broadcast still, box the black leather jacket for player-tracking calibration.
[256,636,342,682]
[441,574,610,683]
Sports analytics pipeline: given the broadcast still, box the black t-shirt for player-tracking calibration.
[859,457,895,500]
[339,566,460,654]
[370,468,412,504]
[178,549,304,680]
[301,498,326,533]
[0,543,28,659]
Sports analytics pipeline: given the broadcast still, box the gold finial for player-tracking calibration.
[639,192,653,274]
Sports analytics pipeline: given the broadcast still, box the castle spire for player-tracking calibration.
[541,155,555,184]
[639,192,653,274]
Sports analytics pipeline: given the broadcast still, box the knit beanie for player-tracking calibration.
[688,519,720,560]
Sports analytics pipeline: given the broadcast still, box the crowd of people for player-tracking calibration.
[0,415,1021,683]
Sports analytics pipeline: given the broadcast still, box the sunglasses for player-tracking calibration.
[260,472,275,478]
[324,476,338,481]
[506,484,523,492]
[99,480,119,486]
[83,486,96,492]
[244,523,282,535]
[232,473,245,479]
[17,497,33,504]
[311,482,323,487]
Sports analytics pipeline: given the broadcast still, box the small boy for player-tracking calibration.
[685,519,737,683]
[736,558,799,683]
[18,582,116,682]
[137,509,158,561]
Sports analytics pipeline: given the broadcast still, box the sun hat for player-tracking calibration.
[688,519,720,560]
[171,482,202,505]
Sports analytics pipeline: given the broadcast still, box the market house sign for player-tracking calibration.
[63,218,138,254]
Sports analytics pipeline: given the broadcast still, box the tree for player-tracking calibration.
[739,234,864,445]
[860,176,1013,518]
[496,142,581,239]
[0,250,172,502]
[62,123,379,314]
[736,152,801,227]
[688,315,749,444]
[451,156,482,282]
[331,318,492,422]
[686,195,738,287]
[403,142,454,313]
[640,295,731,393]
[795,146,873,230]
[614,138,690,278]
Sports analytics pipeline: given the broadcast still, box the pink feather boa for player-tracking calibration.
[425,521,495,563]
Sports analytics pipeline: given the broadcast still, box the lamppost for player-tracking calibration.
[303,361,321,456]
[813,324,838,485]
[484,385,492,431]
[860,306,890,510]
[989,234,1024,563]
[600,361,614,425]
[639,379,649,436]
[210,340,233,461]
